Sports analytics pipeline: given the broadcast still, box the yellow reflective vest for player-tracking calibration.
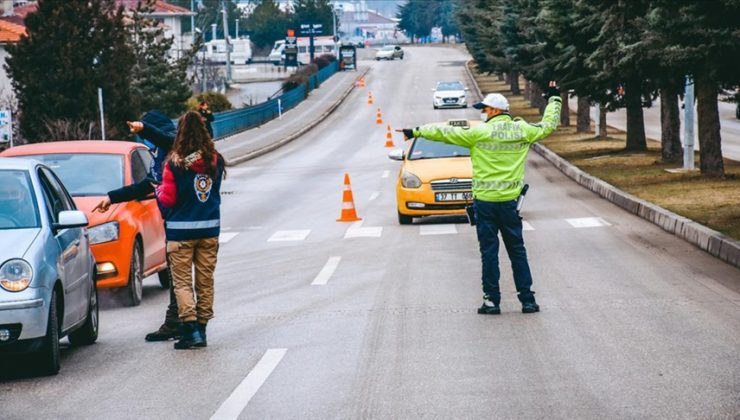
[414,96,562,202]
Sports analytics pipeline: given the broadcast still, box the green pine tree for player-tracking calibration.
[247,0,292,50]
[129,0,193,117]
[6,0,136,142]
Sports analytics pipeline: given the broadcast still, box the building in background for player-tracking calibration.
[336,0,403,45]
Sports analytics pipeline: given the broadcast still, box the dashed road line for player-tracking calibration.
[566,217,611,228]
[219,232,240,244]
[419,224,458,236]
[369,191,380,201]
[522,221,535,231]
[311,256,342,286]
[344,220,383,238]
[381,170,390,178]
[268,230,311,242]
[210,348,287,420]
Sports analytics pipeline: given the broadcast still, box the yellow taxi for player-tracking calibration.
[388,119,477,224]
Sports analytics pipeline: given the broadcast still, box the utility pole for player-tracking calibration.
[235,18,239,39]
[98,88,106,141]
[683,75,695,170]
[190,0,195,43]
[222,0,232,83]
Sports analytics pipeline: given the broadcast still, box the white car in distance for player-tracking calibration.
[432,81,469,109]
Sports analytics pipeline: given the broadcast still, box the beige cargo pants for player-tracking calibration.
[167,237,219,324]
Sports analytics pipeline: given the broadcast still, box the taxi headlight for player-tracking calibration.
[88,221,119,245]
[0,259,33,292]
[401,171,422,188]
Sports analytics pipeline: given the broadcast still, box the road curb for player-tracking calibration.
[224,67,372,167]
[531,142,740,268]
[463,59,484,103]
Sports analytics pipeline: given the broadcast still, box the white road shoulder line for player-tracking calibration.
[419,224,458,235]
[368,191,380,201]
[566,217,611,228]
[522,221,535,231]
[268,230,311,242]
[311,256,342,286]
[219,232,240,244]
[210,348,287,420]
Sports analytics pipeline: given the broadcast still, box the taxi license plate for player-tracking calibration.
[435,192,472,202]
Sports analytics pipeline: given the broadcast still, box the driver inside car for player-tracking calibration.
[0,175,34,228]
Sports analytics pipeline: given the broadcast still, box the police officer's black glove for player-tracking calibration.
[542,81,561,101]
[397,128,416,140]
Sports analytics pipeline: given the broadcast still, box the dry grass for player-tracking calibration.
[472,70,740,240]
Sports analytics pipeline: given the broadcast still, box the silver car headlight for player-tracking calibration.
[88,221,119,245]
[0,259,33,292]
[401,171,422,188]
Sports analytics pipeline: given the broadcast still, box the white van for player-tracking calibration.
[269,40,285,65]
[205,38,253,64]
[296,36,336,65]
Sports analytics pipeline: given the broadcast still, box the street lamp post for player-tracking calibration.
[683,75,695,170]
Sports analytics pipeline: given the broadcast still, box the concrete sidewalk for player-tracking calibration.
[216,66,369,166]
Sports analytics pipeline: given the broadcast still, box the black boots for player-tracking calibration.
[174,322,205,350]
[477,296,501,315]
[145,323,181,342]
[521,302,540,313]
[193,323,207,348]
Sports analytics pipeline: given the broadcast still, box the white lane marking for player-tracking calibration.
[369,191,380,201]
[566,217,611,228]
[210,348,287,420]
[419,224,458,236]
[522,221,535,231]
[268,230,311,242]
[219,232,239,244]
[381,170,390,178]
[344,220,383,238]
[311,256,342,286]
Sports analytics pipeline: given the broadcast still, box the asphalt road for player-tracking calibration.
[1,46,738,420]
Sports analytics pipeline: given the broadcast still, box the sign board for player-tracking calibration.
[284,35,298,67]
[0,110,11,144]
[299,23,323,35]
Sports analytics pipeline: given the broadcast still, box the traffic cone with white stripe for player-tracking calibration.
[337,173,362,222]
[375,108,383,125]
[368,92,374,105]
[384,125,395,148]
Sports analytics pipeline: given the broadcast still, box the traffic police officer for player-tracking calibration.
[399,84,562,314]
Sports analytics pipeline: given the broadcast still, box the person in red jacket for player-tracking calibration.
[157,111,225,350]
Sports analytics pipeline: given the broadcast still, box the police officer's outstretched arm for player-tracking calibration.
[413,124,488,149]
[521,96,562,143]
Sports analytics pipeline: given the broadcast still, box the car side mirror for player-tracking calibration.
[55,210,88,230]
[388,149,405,161]
[464,87,470,91]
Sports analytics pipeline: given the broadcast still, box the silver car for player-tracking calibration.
[432,81,469,109]
[0,158,98,375]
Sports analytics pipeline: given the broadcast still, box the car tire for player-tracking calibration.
[126,242,143,307]
[400,55,404,60]
[433,105,438,109]
[158,266,171,289]
[398,212,413,225]
[35,291,60,376]
[376,57,380,61]
[68,281,98,346]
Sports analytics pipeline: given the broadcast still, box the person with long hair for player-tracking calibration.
[156,111,225,350]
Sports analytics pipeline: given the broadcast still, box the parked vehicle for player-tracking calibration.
[296,36,337,65]
[1,141,168,306]
[375,45,404,61]
[269,39,285,65]
[205,38,253,64]
[0,158,98,375]
[432,81,469,109]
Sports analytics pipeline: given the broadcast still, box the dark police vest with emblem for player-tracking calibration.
[163,155,224,241]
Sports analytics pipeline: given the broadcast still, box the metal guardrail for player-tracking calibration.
[211,61,339,140]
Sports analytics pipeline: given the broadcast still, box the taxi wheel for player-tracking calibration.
[126,242,143,307]
[398,212,414,225]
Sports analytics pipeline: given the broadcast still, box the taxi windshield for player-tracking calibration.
[436,82,464,91]
[408,138,470,160]
[23,153,124,197]
[0,170,40,229]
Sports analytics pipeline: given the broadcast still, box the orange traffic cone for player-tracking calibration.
[337,173,362,222]
[359,76,365,87]
[384,125,395,148]
[375,108,383,125]
[367,92,374,105]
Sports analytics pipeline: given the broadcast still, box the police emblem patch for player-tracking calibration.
[194,174,213,202]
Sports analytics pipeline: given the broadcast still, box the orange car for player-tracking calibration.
[1,141,168,306]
